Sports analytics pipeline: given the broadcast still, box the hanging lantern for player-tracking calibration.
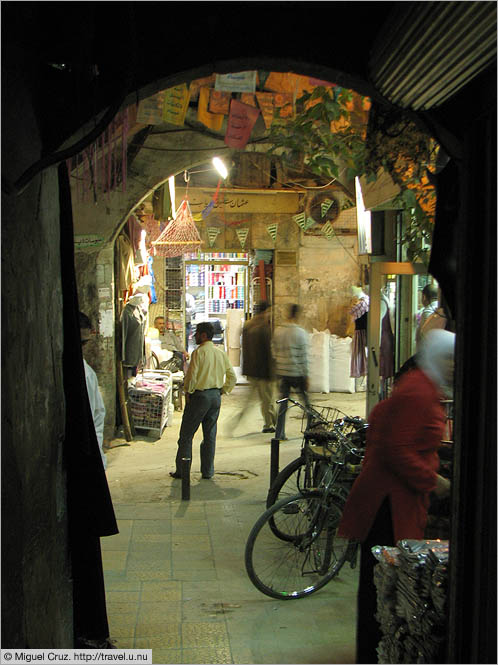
[152,199,202,257]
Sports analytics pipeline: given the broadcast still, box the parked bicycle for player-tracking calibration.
[267,398,367,507]
[245,424,362,599]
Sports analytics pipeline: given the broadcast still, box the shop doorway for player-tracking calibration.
[185,253,249,369]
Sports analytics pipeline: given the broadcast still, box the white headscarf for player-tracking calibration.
[417,329,456,397]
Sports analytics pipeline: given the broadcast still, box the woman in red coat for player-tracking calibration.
[338,329,455,663]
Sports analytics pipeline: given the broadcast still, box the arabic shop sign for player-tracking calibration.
[74,234,105,249]
[176,188,300,214]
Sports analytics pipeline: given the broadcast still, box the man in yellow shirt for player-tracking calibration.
[170,321,236,480]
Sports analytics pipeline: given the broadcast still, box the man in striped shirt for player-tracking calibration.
[272,303,310,440]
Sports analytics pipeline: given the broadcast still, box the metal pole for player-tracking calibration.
[270,438,280,488]
[181,457,190,501]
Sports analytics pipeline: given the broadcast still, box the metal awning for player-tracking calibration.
[369,1,497,110]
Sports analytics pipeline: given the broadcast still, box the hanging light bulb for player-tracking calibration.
[212,157,228,179]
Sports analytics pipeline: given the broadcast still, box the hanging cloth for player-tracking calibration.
[380,299,395,379]
[350,297,369,378]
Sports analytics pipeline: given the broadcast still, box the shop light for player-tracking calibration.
[168,175,176,219]
[212,157,228,179]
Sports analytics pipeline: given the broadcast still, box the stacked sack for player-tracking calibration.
[309,329,330,393]
[373,539,450,664]
[329,334,356,393]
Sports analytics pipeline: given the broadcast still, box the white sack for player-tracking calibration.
[309,329,330,393]
[329,335,356,393]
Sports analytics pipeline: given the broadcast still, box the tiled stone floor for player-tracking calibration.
[103,387,365,664]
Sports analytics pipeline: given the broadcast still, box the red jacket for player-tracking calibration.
[338,369,445,543]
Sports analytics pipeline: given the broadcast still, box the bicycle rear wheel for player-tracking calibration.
[245,491,349,599]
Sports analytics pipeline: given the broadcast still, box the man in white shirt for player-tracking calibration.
[80,312,107,470]
[272,303,310,440]
[170,321,236,480]
[154,316,188,364]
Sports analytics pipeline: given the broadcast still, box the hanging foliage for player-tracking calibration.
[267,84,438,263]
[267,86,369,182]
[365,104,438,264]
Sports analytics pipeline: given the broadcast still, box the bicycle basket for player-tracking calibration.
[301,404,348,433]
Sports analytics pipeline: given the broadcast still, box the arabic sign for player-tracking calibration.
[176,188,300,214]
[163,84,190,126]
[74,234,105,249]
[224,99,260,149]
[137,91,165,124]
[215,71,257,93]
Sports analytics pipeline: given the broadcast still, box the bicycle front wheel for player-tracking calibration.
[266,455,329,509]
[245,491,349,600]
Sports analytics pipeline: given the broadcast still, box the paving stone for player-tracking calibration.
[181,621,230,648]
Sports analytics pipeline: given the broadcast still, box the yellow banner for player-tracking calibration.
[163,84,190,126]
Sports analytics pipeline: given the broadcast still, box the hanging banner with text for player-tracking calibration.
[273,92,295,119]
[236,227,249,249]
[240,93,257,107]
[137,91,165,124]
[209,90,231,115]
[198,87,224,131]
[224,99,260,149]
[215,71,257,93]
[163,84,190,126]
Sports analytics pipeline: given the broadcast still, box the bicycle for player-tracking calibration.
[267,398,367,508]
[245,425,361,599]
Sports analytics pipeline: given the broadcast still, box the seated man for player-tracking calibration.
[154,316,188,359]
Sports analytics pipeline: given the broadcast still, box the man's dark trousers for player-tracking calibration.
[175,388,221,478]
[275,376,310,439]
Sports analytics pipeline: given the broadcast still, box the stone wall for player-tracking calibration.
[75,246,116,442]
[2,56,73,646]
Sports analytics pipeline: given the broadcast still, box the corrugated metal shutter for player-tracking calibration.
[369,1,497,110]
